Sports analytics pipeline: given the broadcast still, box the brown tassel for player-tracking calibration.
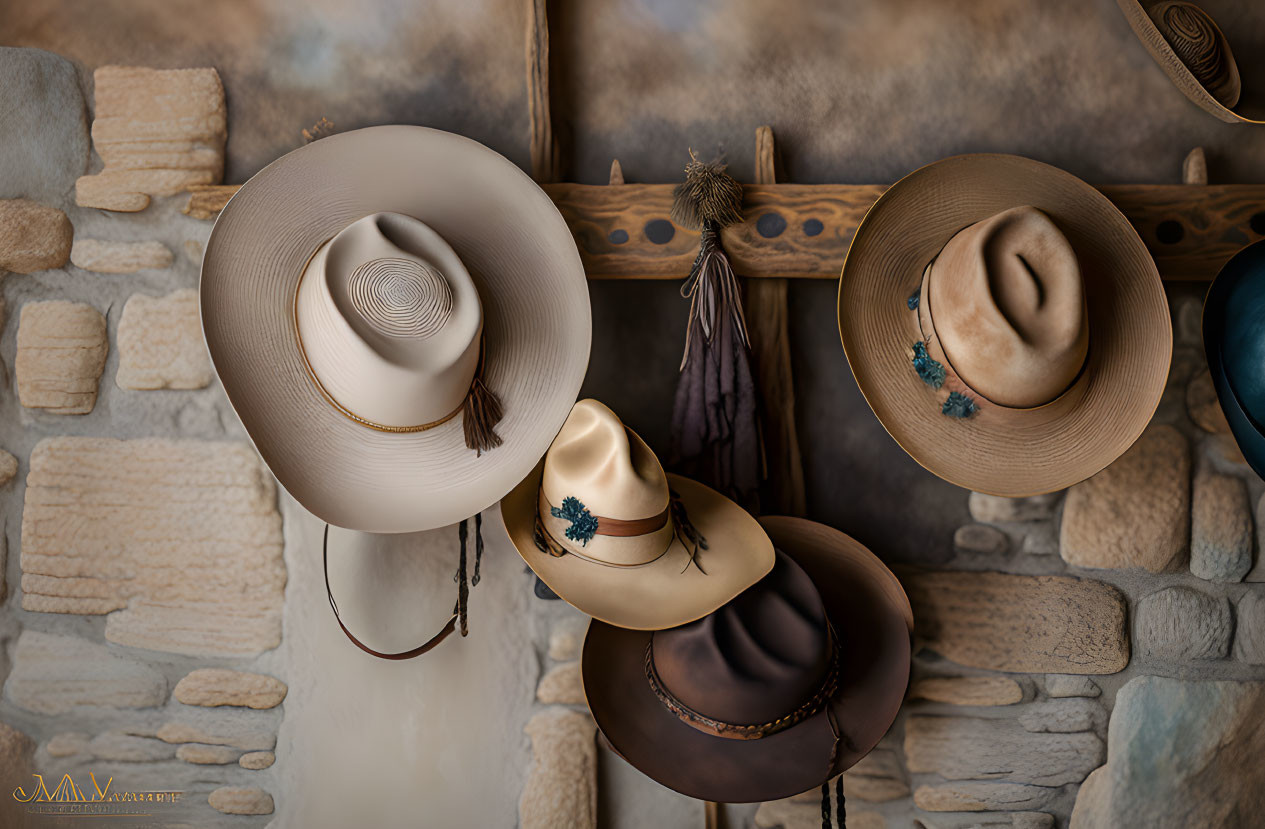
[463,375,504,456]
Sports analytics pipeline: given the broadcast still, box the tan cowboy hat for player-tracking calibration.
[1116,0,1262,124]
[839,154,1170,496]
[201,125,591,533]
[501,399,774,630]
[582,516,912,804]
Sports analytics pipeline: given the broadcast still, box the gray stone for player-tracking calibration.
[1020,524,1059,556]
[969,492,1061,523]
[89,733,174,762]
[757,791,886,829]
[1190,469,1252,583]
[915,811,1054,828]
[953,523,1009,555]
[1176,295,1203,346]
[0,721,36,828]
[1233,592,1265,664]
[4,631,167,714]
[1069,676,1265,828]
[0,48,89,202]
[914,782,1056,812]
[1018,698,1100,734]
[1135,587,1230,661]
[904,715,1103,786]
[1046,675,1101,698]
[1061,425,1190,573]
[1248,493,1265,582]
[1187,369,1230,434]
[844,747,910,802]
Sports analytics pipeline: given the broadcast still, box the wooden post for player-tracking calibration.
[745,126,807,516]
[526,0,561,183]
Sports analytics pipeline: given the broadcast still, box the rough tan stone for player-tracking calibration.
[1190,469,1252,583]
[1187,368,1230,434]
[4,631,167,714]
[208,786,274,816]
[89,733,173,761]
[1136,587,1230,661]
[914,782,1056,812]
[173,669,287,709]
[520,709,596,829]
[76,67,226,212]
[953,523,1009,555]
[910,676,1024,706]
[1069,765,1110,829]
[183,184,238,219]
[115,290,212,390]
[536,661,584,705]
[755,786,885,829]
[45,732,90,758]
[15,301,107,414]
[1018,698,1101,733]
[905,715,1103,786]
[844,747,909,802]
[969,492,1061,523]
[548,618,585,662]
[71,239,173,273]
[0,450,18,487]
[905,571,1129,674]
[21,437,285,657]
[917,813,1053,829]
[0,721,36,829]
[1046,675,1101,698]
[177,743,240,764]
[0,199,72,273]
[156,719,276,752]
[239,751,275,770]
[1060,425,1191,572]
[1234,592,1265,664]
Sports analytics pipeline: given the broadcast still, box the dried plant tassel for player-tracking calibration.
[463,375,504,456]
[679,226,751,369]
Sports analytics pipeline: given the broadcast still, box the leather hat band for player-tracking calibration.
[643,624,842,741]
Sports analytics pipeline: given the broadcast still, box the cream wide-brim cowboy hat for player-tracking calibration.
[582,516,912,803]
[1115,0,1262,125]
[838,154,1171,496]
[201,126,590,533]
[502,466,774,631]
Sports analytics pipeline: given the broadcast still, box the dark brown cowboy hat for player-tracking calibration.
[582,516,912,803]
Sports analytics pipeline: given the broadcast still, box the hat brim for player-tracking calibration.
[503,467,775,630]
[838,153,1171,496]
[1115,0,1261,125]
[1204,240,1265,479]
[201,126,591,533]
[581,516,912,803]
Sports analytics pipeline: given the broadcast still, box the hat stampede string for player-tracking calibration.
[322,515,486,659]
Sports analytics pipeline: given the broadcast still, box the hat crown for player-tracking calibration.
[295,212,483,428]
[928,206,1089,408]
[650,551,832,728]
[542,399,669,522]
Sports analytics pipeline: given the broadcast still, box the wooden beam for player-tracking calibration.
[526,0,560,183]
[545,181,1265,281]
[744,127,806,517]
[183,180,1265,282]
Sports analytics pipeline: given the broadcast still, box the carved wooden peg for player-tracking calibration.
[1183,146,1208,185]
[744,125,807,516]
[609,159,625,186]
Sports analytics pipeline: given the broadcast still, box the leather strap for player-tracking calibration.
[323,523,459,660]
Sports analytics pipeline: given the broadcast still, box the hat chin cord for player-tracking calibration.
[322,514,485,660]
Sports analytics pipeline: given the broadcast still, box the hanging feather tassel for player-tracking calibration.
[462,341,504,456]
[669,152,762,512]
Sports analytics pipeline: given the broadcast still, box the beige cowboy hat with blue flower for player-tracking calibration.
[501,399,774,630]
[839,154,1171,496]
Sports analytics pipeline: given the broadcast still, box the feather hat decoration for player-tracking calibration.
[668,152,761,512]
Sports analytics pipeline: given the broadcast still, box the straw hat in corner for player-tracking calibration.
[838,154,1170,496]
[200,125,591,534]
[1115,0,1262,125]
[501,399,775,630]
[582,516,912,804]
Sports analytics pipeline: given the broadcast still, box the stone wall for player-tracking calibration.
[3,33,1265,829]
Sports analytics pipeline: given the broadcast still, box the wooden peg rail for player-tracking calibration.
[543,181,1265,282]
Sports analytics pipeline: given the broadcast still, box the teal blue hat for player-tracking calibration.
[1204,240,1265,479]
